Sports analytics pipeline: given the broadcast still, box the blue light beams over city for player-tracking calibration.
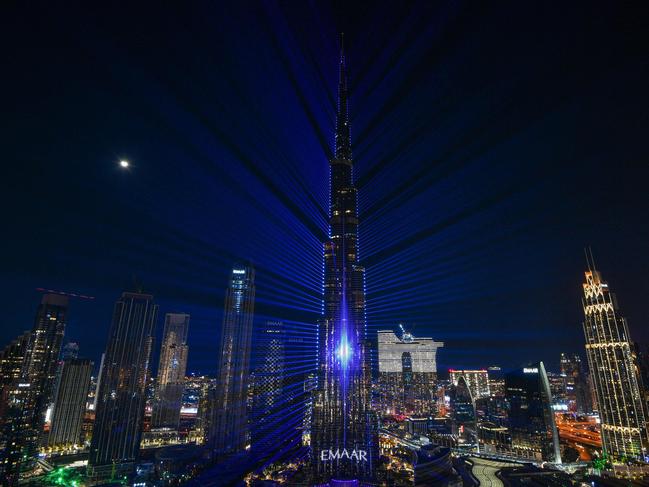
[4,2,649,374]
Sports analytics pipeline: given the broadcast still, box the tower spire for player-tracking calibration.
[335,32,352,160]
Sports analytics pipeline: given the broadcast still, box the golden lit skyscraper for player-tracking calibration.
[582,259,648,461]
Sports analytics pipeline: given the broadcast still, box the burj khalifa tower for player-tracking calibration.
[310,36,378,484]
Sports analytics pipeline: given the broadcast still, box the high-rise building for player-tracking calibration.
[0,331,30,417]
[152,313,190,429]
[449,370,490,400]
[48,358,93,449]
[377,328,443,416]
[546,372,568,409]
[310,38,377,483]
[88,292,157,481]
[208,265,255,457]
[487,366,505,397]
[505,363,561,463]
[559,353,591,413]
[251,321,287,459]
[47,341,81,437]
[449,376,476,444]
[196,377,216,442]
[581,263,648,461]
[0,294,68,485]
[0,331,32,483]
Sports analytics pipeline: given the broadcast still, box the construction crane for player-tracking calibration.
[35,288,95,300]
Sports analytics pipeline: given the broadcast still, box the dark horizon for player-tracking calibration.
[3,2,649,375]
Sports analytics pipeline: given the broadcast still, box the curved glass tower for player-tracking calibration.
[311,37,377,483]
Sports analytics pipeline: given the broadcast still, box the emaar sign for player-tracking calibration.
[320,449,368,462]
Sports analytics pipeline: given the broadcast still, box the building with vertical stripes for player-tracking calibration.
[48,358,93,449]
[582,260,648,461]
[88,291,157,482]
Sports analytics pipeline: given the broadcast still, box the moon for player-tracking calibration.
[119,160,129,168]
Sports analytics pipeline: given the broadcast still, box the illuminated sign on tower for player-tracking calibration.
[310,35,378,483]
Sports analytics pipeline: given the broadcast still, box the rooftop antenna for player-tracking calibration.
[588,246,597,271]
[584,246,597,272]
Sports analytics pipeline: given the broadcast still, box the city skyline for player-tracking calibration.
[2,3,649,484]
[3,3,649,375]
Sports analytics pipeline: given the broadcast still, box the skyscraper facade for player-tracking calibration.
[88,292,158,481]
[582,265,648,461]
[505,363,561,463]
[311,39,377,483]
[377,329,443,416]
[251,321,286,459]
[0,294,68,485]
[449,370,490,401]
[48,358,93,449]
[0,331,31,484]
[152,313,190,429]
[208,265,255,457]
[559,353,591,413]
[0,331,30,417]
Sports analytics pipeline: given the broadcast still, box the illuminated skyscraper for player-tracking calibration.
[377,328,443,415]
[311,37,377,483]
[449,370,490,401]
[251,321,286,459]
[208,265,255,457]
[0,331,30,417]
[88,292,157,481]
[582,261,648,461]
[0,294,68,485]
[48,358,93,449]
[559,353,591,413]
[0,331,31,484]
[487,366,505,397]
[152,313,190,429]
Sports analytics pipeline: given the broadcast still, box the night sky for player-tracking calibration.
[3,2,649,376]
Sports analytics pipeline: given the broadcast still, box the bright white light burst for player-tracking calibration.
[337,340,351,364]
[119,160,129,168]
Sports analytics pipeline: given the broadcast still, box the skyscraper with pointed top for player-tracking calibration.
[581,252,648,462]
[311,34,378,483]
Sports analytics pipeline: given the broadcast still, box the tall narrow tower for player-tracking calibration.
[48,358,93,448]
[0,294,68,485]
[251,321,287,459]
[582,257,648,461]
[88,292,157,482]
[208,265,255,457]
[153,312,190,429]
[311,35,377,483]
